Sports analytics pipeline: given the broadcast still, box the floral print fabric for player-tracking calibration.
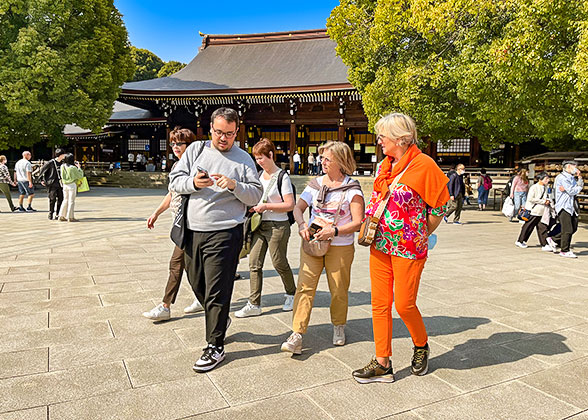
[366,183,446,260]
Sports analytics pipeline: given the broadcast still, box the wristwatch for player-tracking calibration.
[334,227,339,237]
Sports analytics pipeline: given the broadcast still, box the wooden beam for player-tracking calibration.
[289,123,296,172]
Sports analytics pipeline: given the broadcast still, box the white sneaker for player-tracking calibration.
[333,324,346,346]
[541,245,553,252]
[546,237,558,252]
[184,299,204,314]
[282,294,295,312]
[142,303,170,321]
[519,220,525,224]
[235,301,262,318]
[281,332,302,355]
[559,251,578,259]
[515,241,528,249]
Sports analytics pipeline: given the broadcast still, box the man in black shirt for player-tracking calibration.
[39,148,66,220]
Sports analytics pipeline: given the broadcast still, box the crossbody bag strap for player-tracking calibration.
[331,185,349,226]
[261,172,279,203]
[372,161,413,220]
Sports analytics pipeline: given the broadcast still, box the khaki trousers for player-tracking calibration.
[248,220,295,306]
[292,244,355,334]
[162,245,185,305]
[0,183,15,211]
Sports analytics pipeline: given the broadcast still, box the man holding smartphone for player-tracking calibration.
[553,160,584,258]
[169,107,263,372]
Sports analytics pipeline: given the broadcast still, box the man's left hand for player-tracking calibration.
[212,174,236,191]
[559,186,565,192]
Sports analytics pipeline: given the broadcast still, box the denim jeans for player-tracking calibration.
[513,191,527,216]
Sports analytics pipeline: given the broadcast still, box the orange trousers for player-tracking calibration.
[370,247,428,358]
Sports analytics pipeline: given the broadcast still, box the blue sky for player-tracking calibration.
[114,0,340,63]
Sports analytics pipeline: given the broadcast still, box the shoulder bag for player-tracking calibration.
[301,189,347,257]
[358,162,412,247]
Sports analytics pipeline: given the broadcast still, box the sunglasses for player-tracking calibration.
[169,142,186,147]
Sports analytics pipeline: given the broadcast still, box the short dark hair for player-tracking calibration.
[64,153,75,165]
[536,172,549,181]
[54,148,66,157]
[210,107,239,128]
[480,168,487,174]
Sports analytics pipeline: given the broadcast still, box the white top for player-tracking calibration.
[15,159,32,182]
[308,154,315,164]
[293,153,301,163]
[259,170,293,222]
[127,153,134,161]
[300,175,363,246]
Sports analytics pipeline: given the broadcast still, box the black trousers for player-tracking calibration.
[517,215,548,246]
[445,193,464,222]
[553,210,578,252]
[184,224,243,347]
[47,184,64,215]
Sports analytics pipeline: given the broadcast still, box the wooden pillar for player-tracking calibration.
[289,122,296,172]
[165,126,171,166]
[238,122,246,150]
[470,137,480,167]
[338,125,345,142]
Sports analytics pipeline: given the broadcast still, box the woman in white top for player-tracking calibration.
[281,141,364,354]
[236,139,297,318]
[515,172,552,250]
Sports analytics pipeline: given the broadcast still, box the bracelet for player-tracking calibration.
[334,226,339,237]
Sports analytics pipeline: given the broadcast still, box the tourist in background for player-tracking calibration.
[307,152,315,175]
[316,154,322,175]
[293,151,301,175]
[444,163,465,224]
[235,138,296,318]
[510,168,529,220]
[58,154,84,222]
[281,141,364,355]
[552,161,584,258]
[127,152,135,171]
[0,155,16,212]
[515,172,552,250]
[169,107,263,372]
[352,113,449,384]
[39,148,66,220]
[143,127,204,321]
[476,168,492,211]
[14,151,36,212]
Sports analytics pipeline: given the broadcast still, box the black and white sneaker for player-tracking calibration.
[193,344,225,372]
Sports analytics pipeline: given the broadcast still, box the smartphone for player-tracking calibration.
[196,166,209,178]
[308,222,323,241]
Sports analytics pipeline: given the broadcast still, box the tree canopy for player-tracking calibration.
[327,0,588,150]
[157,60,186,78]
[129,46,164,82]
[0,0,135,149]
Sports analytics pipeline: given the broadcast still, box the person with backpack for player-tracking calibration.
[476,168,492,211]
[235,138,297,318]
[510,168,529,221]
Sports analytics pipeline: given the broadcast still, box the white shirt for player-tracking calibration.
[300,176,363,246]
[128,153,134,162]
[258,170,293,222]
[293,153,301,163]
[15,159,32,182]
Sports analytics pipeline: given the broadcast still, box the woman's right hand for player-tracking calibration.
[147,213,158,229]
[298,224,311,241]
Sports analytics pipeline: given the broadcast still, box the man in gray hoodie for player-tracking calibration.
[169,107,263,372]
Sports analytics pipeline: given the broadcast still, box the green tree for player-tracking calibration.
[328,0,588,150]
[0,0,135,149]
[130,46,164,81]
[157,60,186,78]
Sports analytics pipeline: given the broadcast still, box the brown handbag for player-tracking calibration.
[358,163,412,247]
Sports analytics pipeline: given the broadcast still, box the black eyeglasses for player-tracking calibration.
[169,142,186,147]
[211,127,238,139]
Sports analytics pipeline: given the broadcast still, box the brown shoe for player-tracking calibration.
[59,216,67,222]
[352,358,395,384]
[68,218,79,222]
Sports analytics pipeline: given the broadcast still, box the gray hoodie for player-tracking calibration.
[169,141,263,232]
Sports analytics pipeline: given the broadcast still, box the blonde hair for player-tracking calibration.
[0,155,6,163]
[318,141,356,175]
[374,113,417,146]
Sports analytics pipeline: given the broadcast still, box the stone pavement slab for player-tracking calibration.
[1,187,587,419]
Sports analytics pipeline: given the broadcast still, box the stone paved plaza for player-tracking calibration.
[1,187,588,420]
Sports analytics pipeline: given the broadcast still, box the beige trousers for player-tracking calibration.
[292,244,355,334]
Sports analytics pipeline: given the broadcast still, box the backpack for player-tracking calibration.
[277,170,296,225]
[483,175,493,190]
[258,169,296,225]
